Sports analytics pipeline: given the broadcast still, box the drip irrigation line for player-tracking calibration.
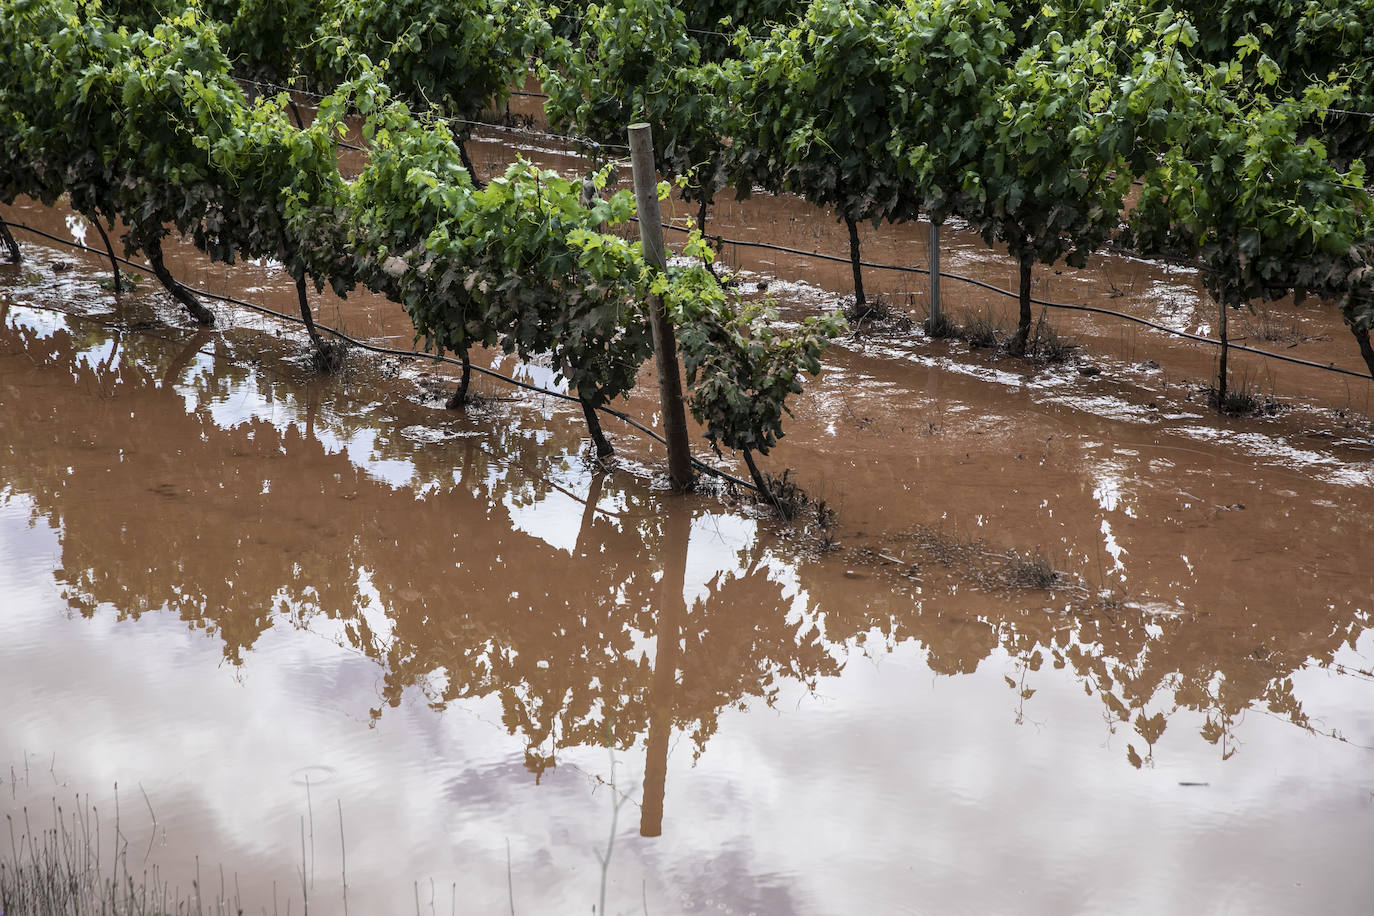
[3,219,758,492]
[651,220,1374,380]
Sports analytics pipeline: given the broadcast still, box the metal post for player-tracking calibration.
[627,122,695,492]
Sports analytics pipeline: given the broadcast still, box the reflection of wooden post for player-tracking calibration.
[640,507,691,837]
[928,221,941,323]
[575,473,606,558]
[627,122,695,493]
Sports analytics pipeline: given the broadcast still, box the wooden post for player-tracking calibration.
[628,122,695,492]
[928,220,941,324]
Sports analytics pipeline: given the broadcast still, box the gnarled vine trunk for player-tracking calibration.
[1217,297,1229,408]
[294,273,330,358]
[844,215,865,309]
[1011,254,1033,356]
[581,398,613,459]
[696,197,718,276]
[741,447,769,495]
[146,237,214,325]
[458,142,485,189]
[0,216,21,263]
[1352,324,1374,379]
[445,352,472,409]
[88,214,121,293]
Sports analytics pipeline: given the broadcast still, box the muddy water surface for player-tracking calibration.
[2,139,1374,916]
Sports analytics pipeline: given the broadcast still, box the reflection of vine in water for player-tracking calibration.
[3,304,1372,809]
[0,305,844,790]
[0,306,581,661]
[798,540,1374,765]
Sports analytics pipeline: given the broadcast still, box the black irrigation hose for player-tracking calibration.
[3,219,759,492]
[654,220,1374,381]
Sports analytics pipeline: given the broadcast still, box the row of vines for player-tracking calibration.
[84,0,1374,383]
[4,0,1374,483]
[0,0,844,493]
[541,0,1374,389]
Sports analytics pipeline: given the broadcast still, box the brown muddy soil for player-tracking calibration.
[1,118,1373,915]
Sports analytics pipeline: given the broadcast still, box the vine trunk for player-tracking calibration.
[146,237,214,325]
[445,352,473,409]
[845,216,865,308]
[581,399,614,458]
[294,273,328,358]
[89,215,121,293]
[1012,254,1033,356]
[458,142,485,189]
[741,448,769,495]
[1351,324,1374,379]
[0,217,21,263]
[1217,297,1229,408]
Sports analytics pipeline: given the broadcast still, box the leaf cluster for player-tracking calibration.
[540,0,728,204]
[312,0,529,133]
[672,242,845,456]
[724,0,926,226]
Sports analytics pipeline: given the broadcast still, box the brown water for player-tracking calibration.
[2,126,1374,915]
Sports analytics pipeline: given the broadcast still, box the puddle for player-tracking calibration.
[2,145,1373,914]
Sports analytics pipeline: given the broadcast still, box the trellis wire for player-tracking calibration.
[247,84,1370,381]
[1,219,759,492]
[645,219,1373,381]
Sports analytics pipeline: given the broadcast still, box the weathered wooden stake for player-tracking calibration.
[928,220,941,323]
[628,122,694,492]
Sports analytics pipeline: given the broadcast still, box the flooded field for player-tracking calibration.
[3,125,1374,914]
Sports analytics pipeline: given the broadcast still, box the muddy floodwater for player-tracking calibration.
[3,127,1374,915]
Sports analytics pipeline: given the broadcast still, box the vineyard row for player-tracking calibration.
[5,0,1374,480]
